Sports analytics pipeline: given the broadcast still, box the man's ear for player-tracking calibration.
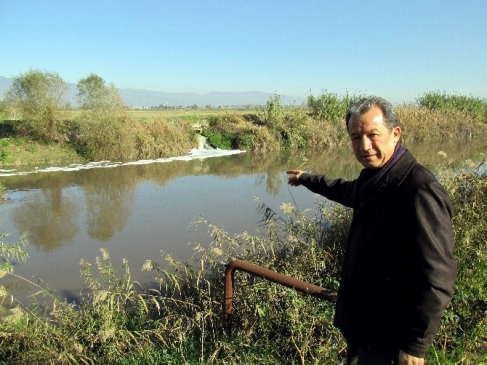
[393,126,401,142]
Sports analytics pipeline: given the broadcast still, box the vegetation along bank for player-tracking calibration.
[1,69,486,167]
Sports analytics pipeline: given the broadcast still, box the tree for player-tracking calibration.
[77,73,125,111]
[5,69,69,142]
[74,74,127,160]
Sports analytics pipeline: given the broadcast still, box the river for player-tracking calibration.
[1,140,486,304]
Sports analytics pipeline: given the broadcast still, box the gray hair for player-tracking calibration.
[345,96,399,131]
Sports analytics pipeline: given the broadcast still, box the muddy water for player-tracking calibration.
[1,140,486,303]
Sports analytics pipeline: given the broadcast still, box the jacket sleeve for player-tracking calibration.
[299,173,356,208]
[401,180,457,357]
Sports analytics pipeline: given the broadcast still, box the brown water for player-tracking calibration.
[1,140,486,303]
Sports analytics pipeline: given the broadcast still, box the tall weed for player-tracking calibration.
[397,106,476,142]
[73,114,196,162]
[417,92,487,123]
[434,162,487,362]
[307,92,361,125]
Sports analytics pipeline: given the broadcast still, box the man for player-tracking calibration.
[287,96,456,365]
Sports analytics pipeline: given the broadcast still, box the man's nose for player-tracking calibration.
[360,137,372,151]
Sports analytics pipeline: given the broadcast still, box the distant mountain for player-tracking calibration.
[0,76,303,108]
[0,76,12,97]
[118,88,299,108]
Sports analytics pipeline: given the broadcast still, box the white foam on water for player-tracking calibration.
[0,148,245,177]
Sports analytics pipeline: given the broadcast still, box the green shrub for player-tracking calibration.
[0,149,13,164]
[307,92,361,124]
[203,130,235,150]
[434,162,487,363]
[417,91,487,123]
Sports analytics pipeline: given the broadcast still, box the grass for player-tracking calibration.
[0,137,83,167]
[126,108,255,120]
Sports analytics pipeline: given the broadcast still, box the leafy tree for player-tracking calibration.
[74,74,127,159]
[5,69,69,142]
[77,73,125,111]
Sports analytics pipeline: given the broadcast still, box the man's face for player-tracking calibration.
[348,106,401,169]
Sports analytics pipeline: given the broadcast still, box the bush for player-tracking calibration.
[417,91,487,123]
[202,130,235,150]
[73,115,196,161]
[0,148,14,164]
[434,162,487,362]
[307,92,361,124]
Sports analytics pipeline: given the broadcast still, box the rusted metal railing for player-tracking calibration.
[223,259,337,335]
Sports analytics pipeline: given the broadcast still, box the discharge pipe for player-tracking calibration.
[224,259,337,335]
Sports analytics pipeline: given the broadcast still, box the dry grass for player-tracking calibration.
[72,114,197,162]
[2,98,486,166]
[127,108,254,120]
[398,106,478,142]
[0,138,83,167]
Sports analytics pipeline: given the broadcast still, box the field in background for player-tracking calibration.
[127,107,255,120]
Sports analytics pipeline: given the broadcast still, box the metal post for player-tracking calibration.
[223,259,337,335]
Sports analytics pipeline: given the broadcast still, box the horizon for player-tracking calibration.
[1,1,486,105]
[1,74,486,109]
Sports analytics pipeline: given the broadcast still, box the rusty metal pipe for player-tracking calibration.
[223,259,337,335]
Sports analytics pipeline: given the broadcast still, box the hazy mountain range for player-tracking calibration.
[0,76,304,108]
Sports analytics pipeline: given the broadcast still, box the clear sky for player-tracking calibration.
[1,0,486,103]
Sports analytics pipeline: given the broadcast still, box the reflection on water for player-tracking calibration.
[0,139,486,301]
[11,188,79,251]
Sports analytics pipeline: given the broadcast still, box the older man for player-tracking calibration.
[287,96,456,365]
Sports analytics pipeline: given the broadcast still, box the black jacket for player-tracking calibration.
[299,150,456,357]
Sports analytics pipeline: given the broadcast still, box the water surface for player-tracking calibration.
[1,140,486,302]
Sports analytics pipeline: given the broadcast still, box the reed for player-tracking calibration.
[416,91,487,123]
[397,106,477,142]
[72,114,196,162]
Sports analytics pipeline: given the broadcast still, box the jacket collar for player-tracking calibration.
[352,149,417,207]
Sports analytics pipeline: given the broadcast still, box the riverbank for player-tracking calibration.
[2,91,486,168]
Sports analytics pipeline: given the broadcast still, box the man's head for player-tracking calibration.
[346,96,401,169]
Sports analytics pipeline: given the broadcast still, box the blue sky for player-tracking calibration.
[1,0,486,103]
